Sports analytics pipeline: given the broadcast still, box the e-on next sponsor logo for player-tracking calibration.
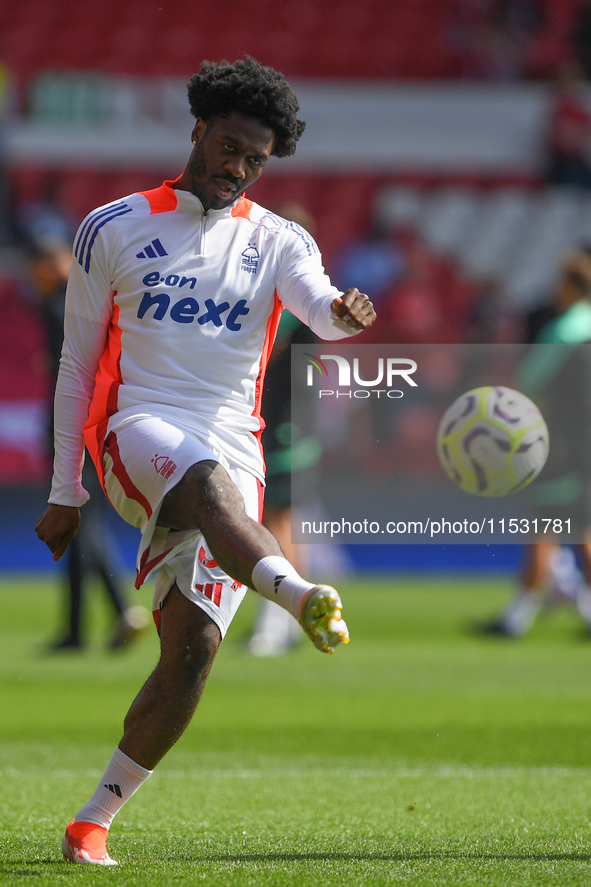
[137,270,250,330]
[304,353,417,398]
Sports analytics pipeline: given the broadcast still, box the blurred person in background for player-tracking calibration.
[248,203,320,657]
[572,0,591,81]
[483,244,591,636]
[466,275,523,343]
[544,61,591,190]
[376,225,477,344]
[331,208,404,318]
[30,237,148,650]
[452,0,544,80]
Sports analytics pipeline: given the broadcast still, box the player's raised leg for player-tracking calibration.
[157,460,350,652]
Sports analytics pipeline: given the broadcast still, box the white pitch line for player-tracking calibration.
[2,764,591,780]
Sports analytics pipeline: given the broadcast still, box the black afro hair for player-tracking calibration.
[187,57,306,158]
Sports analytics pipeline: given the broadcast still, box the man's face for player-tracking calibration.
[187,111,275,211]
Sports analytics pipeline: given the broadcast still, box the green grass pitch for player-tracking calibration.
[1,570,591,886]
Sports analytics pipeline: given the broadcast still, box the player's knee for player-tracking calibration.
[181,630,219,675]
[160,620,220,687]
[192,461,242,510]
[163,585,220,650]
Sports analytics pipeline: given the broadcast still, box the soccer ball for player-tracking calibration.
[436,386,549,497]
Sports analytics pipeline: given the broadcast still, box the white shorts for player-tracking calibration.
[96,409,264,638]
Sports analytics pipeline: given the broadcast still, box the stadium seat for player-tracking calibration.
[461,188,535,278]
[374,185,426,232]
[1,0,580,84]
[420,187,481,256]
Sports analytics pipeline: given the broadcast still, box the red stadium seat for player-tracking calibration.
[1,0,580,83]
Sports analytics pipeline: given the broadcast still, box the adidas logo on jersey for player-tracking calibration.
[136,238,168,259]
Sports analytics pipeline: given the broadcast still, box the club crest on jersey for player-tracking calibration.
[151,453,177,478]
[241,246,259,274]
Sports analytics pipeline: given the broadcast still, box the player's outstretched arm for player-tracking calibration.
[331,287,376,331]
[35,504,81,561]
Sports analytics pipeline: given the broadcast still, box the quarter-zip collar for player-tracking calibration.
[175,187,238,221]
[164,175,241,221]
[161,176,243,257]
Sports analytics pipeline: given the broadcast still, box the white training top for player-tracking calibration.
[49,178,359,507]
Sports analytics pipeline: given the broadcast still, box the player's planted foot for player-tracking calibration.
[62,820,118,866]
[109,605,150,650]
[298,585,349,654]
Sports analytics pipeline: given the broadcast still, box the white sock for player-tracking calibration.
[501,590,543,636]
[74,747,153,830]
[251,555,314,620]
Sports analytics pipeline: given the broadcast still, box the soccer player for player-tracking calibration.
[35,57,376,865]
[483,245,591,636]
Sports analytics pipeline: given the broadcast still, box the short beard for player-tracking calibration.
[187,148,210,208]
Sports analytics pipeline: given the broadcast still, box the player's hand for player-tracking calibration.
[35,504,81,561]
[331,288,376,331]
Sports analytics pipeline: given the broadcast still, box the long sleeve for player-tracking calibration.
[275,229,365,342]
[48,227,114,506]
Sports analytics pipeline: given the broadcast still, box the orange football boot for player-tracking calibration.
[62,819,118,866]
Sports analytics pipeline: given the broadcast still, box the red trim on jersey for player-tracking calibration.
[252,291,284,468]
[135,546,172,589]
[139,178,180,214]
[104,430,153,520]
[140,178,253,217]
[84,300,123,494]
[84,300,123,435]
[257,478,265,522]
[153,607,162,636]
[231,197,253,220]
[106,358,122,416]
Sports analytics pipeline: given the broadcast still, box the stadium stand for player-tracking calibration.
[0,0,580,87]
[0,275,50,483]
[0,0,589,491]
